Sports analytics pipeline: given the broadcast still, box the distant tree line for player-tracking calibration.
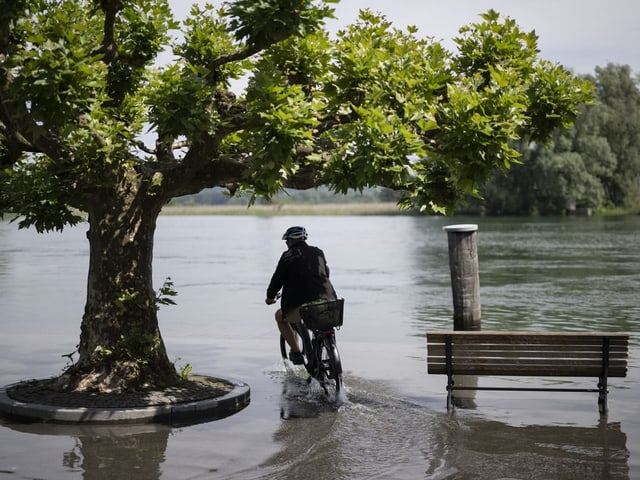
[171,184,402,205]
[175,64,639,216]
[460,63,640,215]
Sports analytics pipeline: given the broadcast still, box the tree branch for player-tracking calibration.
[0,98,65,162]
[95,0,121,63]
[207,43,262,75]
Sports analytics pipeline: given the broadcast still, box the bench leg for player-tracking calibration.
[598,337,610,415]
[445,374,455,410]
[598,377,608,415]
[445,336,453,410]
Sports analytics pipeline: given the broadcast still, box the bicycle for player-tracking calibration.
[279,298,345,398]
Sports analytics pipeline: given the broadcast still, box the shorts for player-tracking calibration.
[280,307,302,324]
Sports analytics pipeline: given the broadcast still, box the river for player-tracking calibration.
[1,214,638,479]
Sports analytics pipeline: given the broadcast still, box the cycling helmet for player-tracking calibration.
[282,226,308,241]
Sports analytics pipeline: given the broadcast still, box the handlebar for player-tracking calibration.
[265,292,281,305]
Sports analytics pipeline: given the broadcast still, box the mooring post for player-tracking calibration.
[444,224,481,331]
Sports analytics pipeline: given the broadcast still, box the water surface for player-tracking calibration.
[1,215,638,479]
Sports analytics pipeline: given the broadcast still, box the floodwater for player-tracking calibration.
[1,214,638,479]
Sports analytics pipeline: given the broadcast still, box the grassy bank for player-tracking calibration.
[160,202,408,216]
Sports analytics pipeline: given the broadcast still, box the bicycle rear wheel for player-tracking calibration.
[279,323,312,373]
[318,335,343,397]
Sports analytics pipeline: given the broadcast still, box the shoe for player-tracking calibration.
[288,350,304,365]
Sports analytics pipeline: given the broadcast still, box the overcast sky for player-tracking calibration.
[169,0,640,75]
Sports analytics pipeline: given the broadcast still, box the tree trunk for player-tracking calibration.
[57,176,179,393]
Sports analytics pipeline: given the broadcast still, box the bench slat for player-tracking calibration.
[426,341,629,349]
[427,359,628,377]
[427,364,627,377]
[426,355,629,367]
[427,331,629,346]
[427,345,628,359]
[427,330,631,337]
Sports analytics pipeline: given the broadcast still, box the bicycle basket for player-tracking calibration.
[299,298,344,330]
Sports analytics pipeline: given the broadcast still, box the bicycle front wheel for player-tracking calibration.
[318,335,343,397]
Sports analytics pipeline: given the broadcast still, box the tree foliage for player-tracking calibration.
[2,3,592,222]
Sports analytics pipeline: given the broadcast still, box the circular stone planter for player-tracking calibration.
[0,375,250,426]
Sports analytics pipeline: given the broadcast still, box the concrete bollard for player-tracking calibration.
[443,224,481,331]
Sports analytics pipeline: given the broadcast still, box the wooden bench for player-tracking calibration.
[426,331,630,414]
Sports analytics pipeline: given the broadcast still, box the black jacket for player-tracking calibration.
[267,241,337,314]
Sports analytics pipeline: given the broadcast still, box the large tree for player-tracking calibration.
[0,0,592,392]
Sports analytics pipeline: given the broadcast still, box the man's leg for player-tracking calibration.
[275,308,302,351]
[275,308,304,364]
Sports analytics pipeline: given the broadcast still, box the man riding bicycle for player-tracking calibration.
[265,226,337,365]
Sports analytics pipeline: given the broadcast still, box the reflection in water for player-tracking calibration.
[449,374,477,410]
[5,422,170,480]
[439,417,629,480]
